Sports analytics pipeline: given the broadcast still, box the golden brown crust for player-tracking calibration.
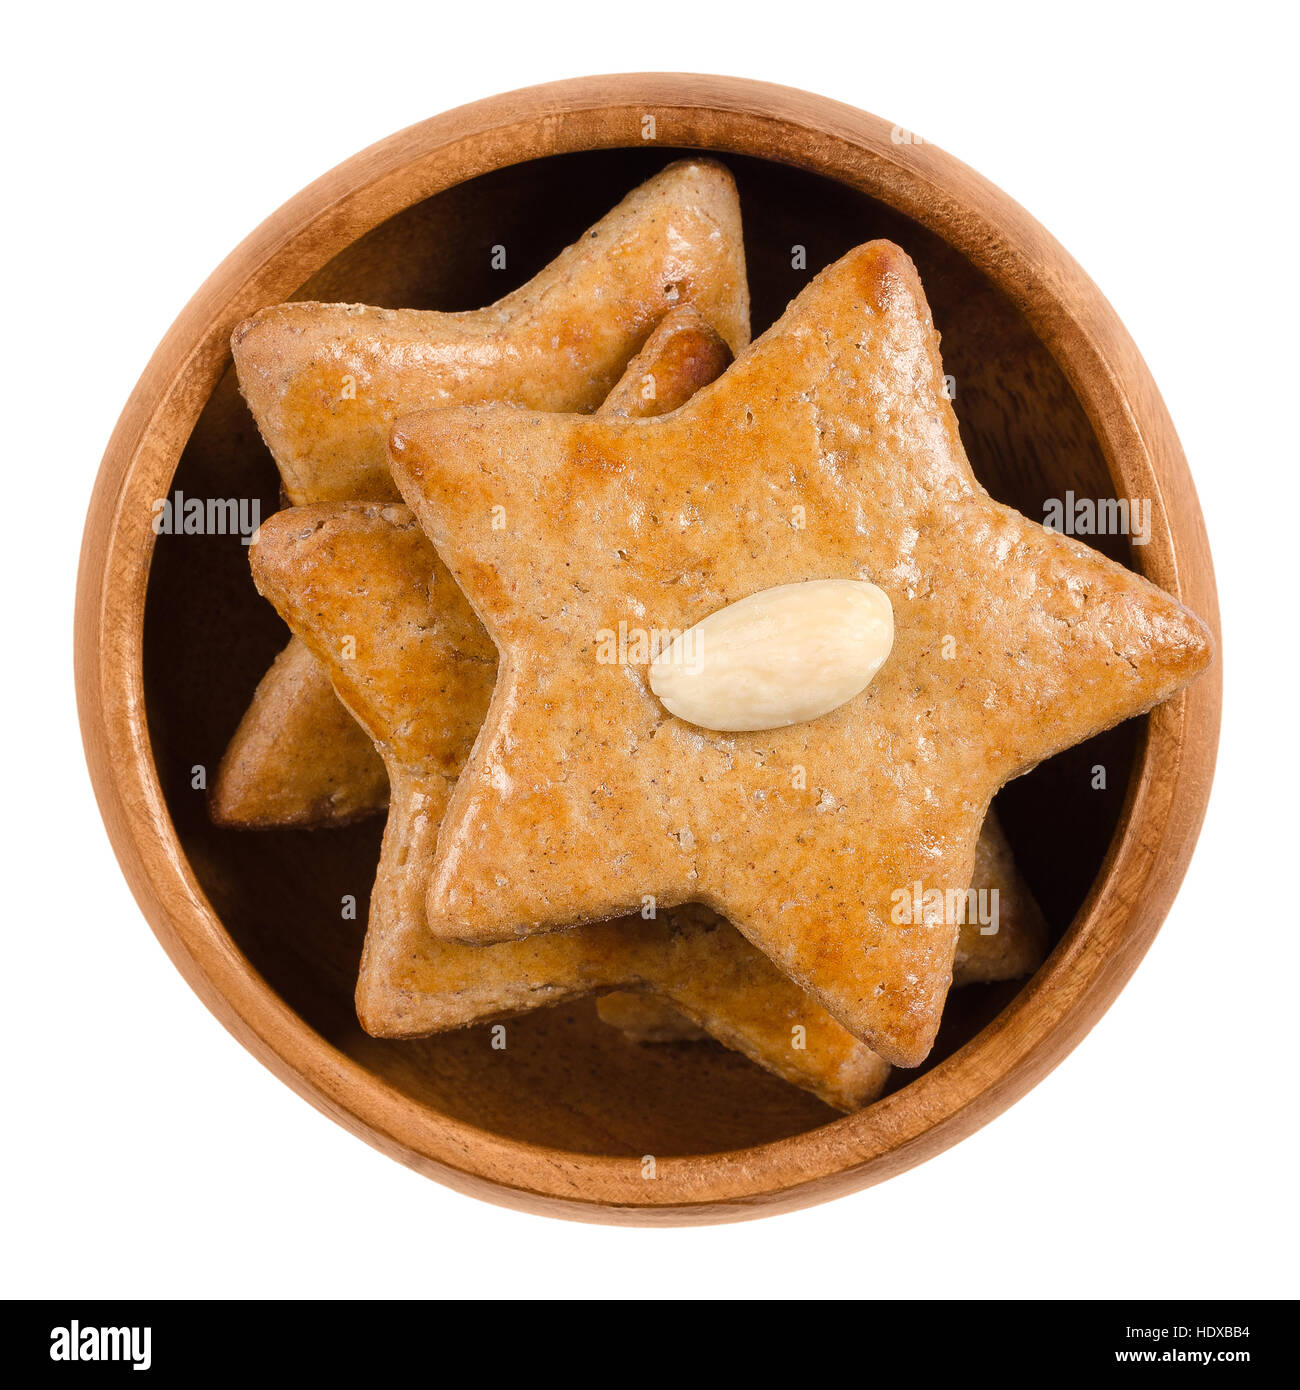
[250,503,886,1111]
[601,307,735,418]
[246,474,1035,1104]
[209,636,388,828]
[234,159,749,505]
[389,240,1213,1067]
[242,316,889,1108]
[214,160,748,830]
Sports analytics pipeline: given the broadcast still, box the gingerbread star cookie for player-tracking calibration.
[249,501,887,1111]
[388,240,1213,1067]
[211,159,750,828]
[247,319,1046,1106]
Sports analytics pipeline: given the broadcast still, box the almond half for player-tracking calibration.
[648,579,894,733]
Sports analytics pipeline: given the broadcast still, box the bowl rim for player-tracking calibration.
[74,73,1222,1225]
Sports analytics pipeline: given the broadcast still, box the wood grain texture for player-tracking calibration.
[74,74,1221,1224]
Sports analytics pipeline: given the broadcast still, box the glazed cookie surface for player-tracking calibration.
[389,240,1213,1067]
[213,161,750,828]
[251,501,888,1111]
[244,315,899,1109]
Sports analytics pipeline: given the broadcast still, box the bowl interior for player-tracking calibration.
[142,148,1142,1157]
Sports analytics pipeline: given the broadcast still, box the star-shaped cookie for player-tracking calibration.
[245,309,1048,1104]
[250,501,888,1110]
[388,240,1213,1067]
[211,158,749,828]
[249,489,1045,1109]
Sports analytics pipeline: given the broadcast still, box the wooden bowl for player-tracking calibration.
[75,75,1221,1224]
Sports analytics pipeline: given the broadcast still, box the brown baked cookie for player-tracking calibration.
[246,316,1039,1102]
[953,811,1050,983]
[212,160,749,829]
[209,633,388,828]
[389,240,1213,1068]
[211,303,737,829]
[236,160,749,504]
[249,502,887,1111]
[600,806,1050,1039]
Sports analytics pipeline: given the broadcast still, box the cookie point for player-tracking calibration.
[1181,604,1217,675]
[846,239,918,306]
[1137,581,1216,683]
[354,978,394,1039]
[877,1034,933,1070]
[246,505,321,588]
[229,313,274,369]
[660,154,732,184]
[230,313,260,350]
[653,156,741,228]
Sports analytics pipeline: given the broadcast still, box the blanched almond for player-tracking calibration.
[649,579,894,732]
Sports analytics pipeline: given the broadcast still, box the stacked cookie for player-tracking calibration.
[211,161,1211,1110]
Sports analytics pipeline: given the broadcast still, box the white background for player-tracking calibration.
[5,1,1296,1300]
